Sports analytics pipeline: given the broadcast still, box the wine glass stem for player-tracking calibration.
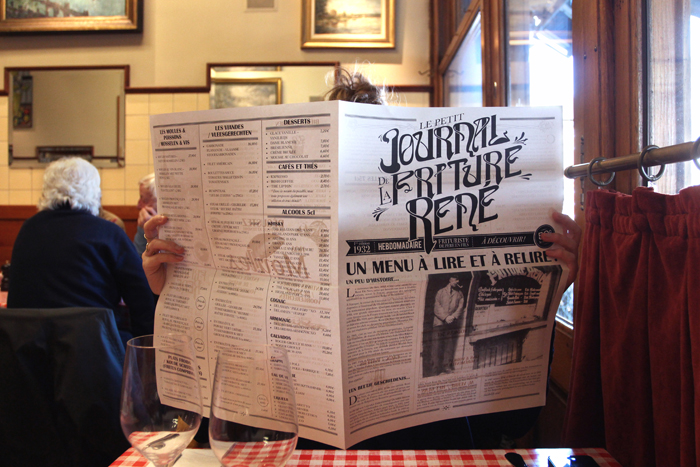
[162,453,182,467]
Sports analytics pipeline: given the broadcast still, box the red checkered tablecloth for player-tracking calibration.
[219,438,297,465]
[111,447,621,466]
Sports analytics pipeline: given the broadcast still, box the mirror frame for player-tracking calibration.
[206,62,340,109]
[202,62,433,107]
[2,62,433,168]
[205,62,340,89]
[3,65,130,168]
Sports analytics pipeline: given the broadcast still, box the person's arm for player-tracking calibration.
[452,294,466,320]
[141,215,185,295]
[433,289,447,317]
[113,231,156,337]
[133,225,147,255]
[540,210,582,288]
[443,292,464,324]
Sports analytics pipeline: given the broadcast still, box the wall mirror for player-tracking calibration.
[5,66,126,168]
[208,62,339,108]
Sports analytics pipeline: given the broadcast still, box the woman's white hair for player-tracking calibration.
[37,157,101,216]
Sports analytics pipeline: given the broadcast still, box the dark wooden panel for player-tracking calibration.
[0,206,36,264]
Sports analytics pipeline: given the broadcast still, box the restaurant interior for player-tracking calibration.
[0,1,698,466]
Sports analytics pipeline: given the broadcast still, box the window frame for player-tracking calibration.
[430,0,652,444]
[646,0,697,194]
[431,0,506,107]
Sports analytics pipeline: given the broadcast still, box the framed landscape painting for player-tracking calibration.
[210,78,282,109]
[0,0,142,33]
[301,0,395,48]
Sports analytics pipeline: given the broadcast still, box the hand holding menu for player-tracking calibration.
[149,101,569,449]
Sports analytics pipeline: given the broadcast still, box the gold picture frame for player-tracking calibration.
[210,78,282,109]
[0,0,142,34]
[301,0,395,49]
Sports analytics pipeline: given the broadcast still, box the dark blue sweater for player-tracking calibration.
[7,206,155,338]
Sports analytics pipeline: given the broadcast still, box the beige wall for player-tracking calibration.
[1,92,211,205]
[0,0,430,206]
[12,70,123,158]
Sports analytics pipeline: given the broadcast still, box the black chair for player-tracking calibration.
[0,307,130,467]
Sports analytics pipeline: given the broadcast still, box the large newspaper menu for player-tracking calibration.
[149,101,568,449]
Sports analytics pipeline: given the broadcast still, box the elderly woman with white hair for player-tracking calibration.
[7,157,155,345]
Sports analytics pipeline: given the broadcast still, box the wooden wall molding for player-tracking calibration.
[1,65,130,97]
[3,62,428,96]
[0,205,140,264]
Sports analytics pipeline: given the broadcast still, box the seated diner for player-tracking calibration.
[7,157,155,346]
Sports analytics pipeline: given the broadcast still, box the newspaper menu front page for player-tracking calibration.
[149,101,568,449]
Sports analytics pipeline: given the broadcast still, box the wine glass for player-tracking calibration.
[120,334,203,467]
[209,344,299,467]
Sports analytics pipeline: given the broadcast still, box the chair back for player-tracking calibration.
[0,307,129,467]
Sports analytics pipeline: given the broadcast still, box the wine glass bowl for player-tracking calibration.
[209,345,299,467]
[120,334,203,467]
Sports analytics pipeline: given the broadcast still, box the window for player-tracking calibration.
[443,13,483,107]
[431,0,580,444]
[648,0,700,194]
[506,0,575,323]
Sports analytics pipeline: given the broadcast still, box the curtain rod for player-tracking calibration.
[564,137,700,182]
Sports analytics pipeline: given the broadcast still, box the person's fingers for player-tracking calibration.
[545,247,578,286]
[141,240,185,295]
[143,214,169,242]
[540,230,577,254]
[140,215,181,295]
[541,211,582,253]
[139,207,157,227]
[542,210,582,287]
[142,249,185,267]
[138,207,156,219]
[137,208,150,228]
[143,238,184,257]
[551,210,582,243]
[544,246,576,268]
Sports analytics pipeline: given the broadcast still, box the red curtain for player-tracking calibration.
[562,186,700,467]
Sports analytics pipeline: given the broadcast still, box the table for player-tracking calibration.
[111,447,621,466]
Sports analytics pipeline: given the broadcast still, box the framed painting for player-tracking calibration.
[301,0,395,49]
[210,78,282,109]
[0,0,142,34]
[12,71,32,128]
